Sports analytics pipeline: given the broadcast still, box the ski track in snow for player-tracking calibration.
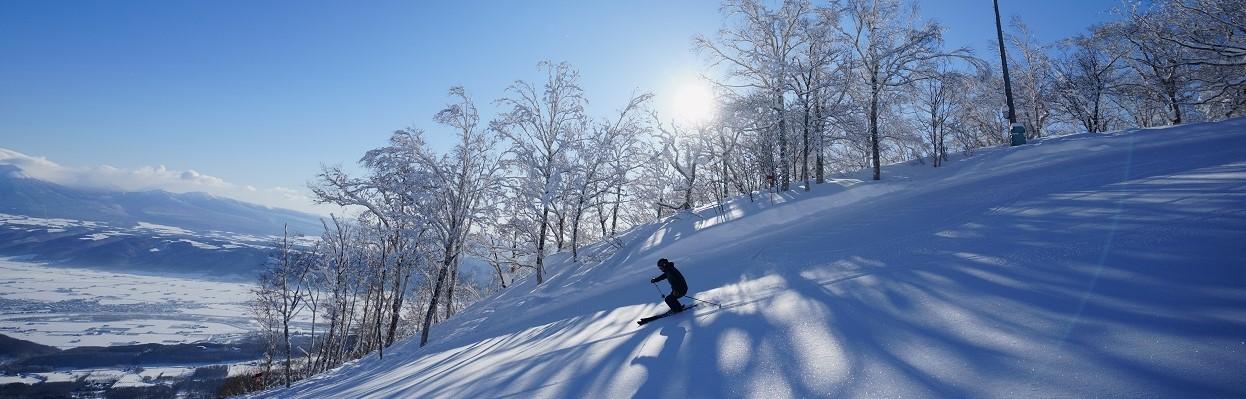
[253,119,1246,398]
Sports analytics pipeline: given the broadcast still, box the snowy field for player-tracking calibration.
[0,364,261,390]
[0,259,256,348]
[254,119,1246,398]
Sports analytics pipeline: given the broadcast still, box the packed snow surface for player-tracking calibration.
[255,120,1246,398]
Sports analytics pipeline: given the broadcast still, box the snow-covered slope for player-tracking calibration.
[256,119,1246,398]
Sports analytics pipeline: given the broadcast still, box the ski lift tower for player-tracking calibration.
[994,0,1026,146]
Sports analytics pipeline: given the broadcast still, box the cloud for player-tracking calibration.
[0,147,336,216]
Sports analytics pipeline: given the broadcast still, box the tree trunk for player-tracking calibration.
[558,211,568,249]
[373,265,385,359]
[1092,90,1103,132]
[445,254,458,319]
[777,92,790,191]
[596,198,608,238]
[419,245,454,347]
[869,80,882,181]
[1030,99,1043,138]
[340,283,357,360]
[930,108,940,167]
[385,257,407,347]
[802,99,811,191]
[683,159,697,210]
[491,252,508,289]
[535,206,549,284]
[306,295,316,378]
[656,192,664,219]
[282,316,291,387]
[1167,85,1182,125]
[610,188,622,236]
[571,196,585,261]
[814,90,825,185]
[317,305,337,374]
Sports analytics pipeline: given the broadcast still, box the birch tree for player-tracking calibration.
[836,0,972,180]
[1007,18,1057,137]
[1053,33,1126,133]
[790,5,844,190]
[911,64,964,167]
[696,0,812,191]
[494,61,586,285]
[567,92,652,260]
[416,86,503,347]
[253,226,310,388]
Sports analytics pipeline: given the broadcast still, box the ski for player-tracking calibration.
[636,303,698,326]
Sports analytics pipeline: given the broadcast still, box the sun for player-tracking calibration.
[667,78,717,125]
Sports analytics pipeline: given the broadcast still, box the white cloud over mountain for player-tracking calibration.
[0,147,335,216]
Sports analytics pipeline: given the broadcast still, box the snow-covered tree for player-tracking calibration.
[651,114,713,212]
[494,61,587,285]
[1052,32,1127,133]
[835,0,973,180]
[910,63,965,167]
[252,226,311,388]
[307,215,360,375]
[953,68,1010,151]
[414,86,504,347]
[1007,18,1057,138]
[789,5,845,189]
[696,0,812,191]
[1117,0,1245,122]
[566,92,652,260]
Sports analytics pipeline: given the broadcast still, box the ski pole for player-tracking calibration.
[652,283,665,299]
[684,294,723,308]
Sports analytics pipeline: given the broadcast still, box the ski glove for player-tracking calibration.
[650,277,659,283]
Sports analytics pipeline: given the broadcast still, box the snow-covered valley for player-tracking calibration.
[0,260,286,398]
[0,259,257,349]
[252,119,1246,398]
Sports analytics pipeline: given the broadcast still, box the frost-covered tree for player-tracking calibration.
[1052,33,1126,133]
[594,103,652,238]
[789,5,845,190]
[954,69,1010,151]
[1007,18,1057,138]
[566,92,651,260]
[697,0,812,191]
[307,215,359,374]
[651,114,713,212]
[312,128,437,358]
[252,226,311,388]
[415,87,503,347]
[1146,0,1246,68]
[1120,0,1245,121]
[1115,22,1193,125]
[910,63,965,167]
[494,61,587,285]
[835,0,972,180]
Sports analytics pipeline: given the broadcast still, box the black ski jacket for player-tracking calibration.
[651,264,688,294]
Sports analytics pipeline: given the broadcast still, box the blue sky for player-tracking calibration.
[0,0,1119,214]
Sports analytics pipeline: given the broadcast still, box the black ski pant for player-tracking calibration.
[665,289,686,312]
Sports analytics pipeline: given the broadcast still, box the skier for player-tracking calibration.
[650,258,688,313]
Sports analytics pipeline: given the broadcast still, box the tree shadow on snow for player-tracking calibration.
[629,325,687,398]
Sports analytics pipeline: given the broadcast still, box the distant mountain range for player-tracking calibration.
[0,164,325,279]
[0,164,322,235]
